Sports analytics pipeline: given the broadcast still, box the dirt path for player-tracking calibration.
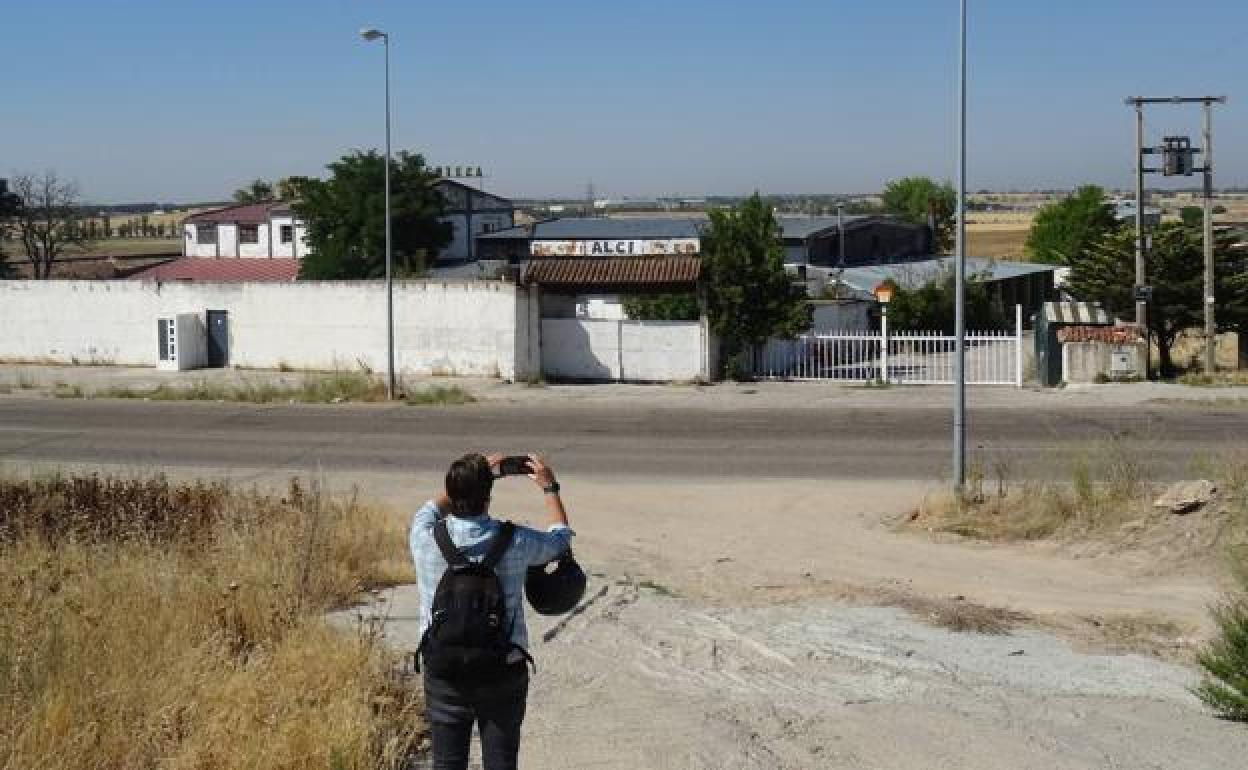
[342,479,1241,769]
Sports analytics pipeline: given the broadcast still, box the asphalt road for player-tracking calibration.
[0,397,1242,482]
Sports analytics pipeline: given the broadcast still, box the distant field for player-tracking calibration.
[72,237,182,256]
[965,224,1030,260]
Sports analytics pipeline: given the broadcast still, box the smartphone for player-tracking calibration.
[498,456,531,477]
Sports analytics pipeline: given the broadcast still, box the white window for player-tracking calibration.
[280,224,294,244]
[238,224,259,244]
[196,224,217,244]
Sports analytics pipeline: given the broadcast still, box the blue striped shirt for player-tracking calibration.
[409,500,574,655]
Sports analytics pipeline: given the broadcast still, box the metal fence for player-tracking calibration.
[754,305,1023,386]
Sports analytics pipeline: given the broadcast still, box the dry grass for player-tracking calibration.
[908,442,1248,563]
[0,474,423,770]
[965,226,1030,260]
[92,373,478,407]
[890,593,1031,635]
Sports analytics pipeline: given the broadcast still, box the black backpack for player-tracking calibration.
[419,519,521,679]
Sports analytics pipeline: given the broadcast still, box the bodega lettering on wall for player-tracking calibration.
[530,239,700,257]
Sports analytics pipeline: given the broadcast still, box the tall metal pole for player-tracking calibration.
[953,0,967,491]
[837,203,845,266]
[1134,104,1147,340]
[383,34,395,400]
[1202,100,1216,374]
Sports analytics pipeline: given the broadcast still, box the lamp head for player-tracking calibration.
[873,281,896,305]
[359,28,386,42]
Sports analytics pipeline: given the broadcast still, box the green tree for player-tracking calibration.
[1065,223,1248,377]
[233,179,274,204]
[702,193,812,375]
[881,177,956,252]
[295,150,451,280]
[882,267,1007,334]
[276,175,313,201]
[1024,185,1120,265]
[622,293,700,321]
[1179,206,1203,227]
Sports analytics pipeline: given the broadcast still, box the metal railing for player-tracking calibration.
[755,304,1024,386]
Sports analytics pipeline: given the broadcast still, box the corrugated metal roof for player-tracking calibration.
[480,215,878,242]
[838,257,1057,291]
[127,257,300,282]
[776,215,868,239]
[185,201,293,225]
[524,256,701,288]
[1042,301,1113,324]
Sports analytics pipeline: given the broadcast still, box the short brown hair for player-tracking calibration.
[445,453,494,517]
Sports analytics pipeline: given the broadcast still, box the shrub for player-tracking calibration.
[1196,557,1248,720]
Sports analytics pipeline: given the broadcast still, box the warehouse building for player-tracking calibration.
[475,214,930,267]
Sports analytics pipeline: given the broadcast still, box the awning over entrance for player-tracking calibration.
[522,256,701,292]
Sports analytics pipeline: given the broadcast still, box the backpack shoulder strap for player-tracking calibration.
[482,521,516,569]
[432,519,470,567]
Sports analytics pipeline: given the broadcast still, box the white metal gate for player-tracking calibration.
[755,305,1023,386]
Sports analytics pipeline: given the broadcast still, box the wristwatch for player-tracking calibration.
[542,481,561,495]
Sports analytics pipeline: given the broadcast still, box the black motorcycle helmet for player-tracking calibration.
[525,551,587,615]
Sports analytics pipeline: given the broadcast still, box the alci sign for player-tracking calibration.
[531,239,700,257]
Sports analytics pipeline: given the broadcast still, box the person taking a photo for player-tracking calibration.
[410,452,574,770]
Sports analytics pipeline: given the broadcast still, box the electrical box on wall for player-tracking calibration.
[157,314,207,371]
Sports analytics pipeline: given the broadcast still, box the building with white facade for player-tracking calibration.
[183,202,309,259]
[433,179,515,262]
[180,181,513,264]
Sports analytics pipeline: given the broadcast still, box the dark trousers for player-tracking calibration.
[423,662,529,770]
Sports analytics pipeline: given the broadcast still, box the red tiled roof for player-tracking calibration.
[1057,325,1144,344]
[185,201,293,225]
[127,257,300,283]
[523,256,701,288]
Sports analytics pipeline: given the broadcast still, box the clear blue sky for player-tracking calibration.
[3,0,1245,203]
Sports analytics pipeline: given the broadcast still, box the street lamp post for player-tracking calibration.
[360,27,395,400]
[953,0,968,491]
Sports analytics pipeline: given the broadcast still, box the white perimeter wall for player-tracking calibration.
[540,319,708,382]
[0,280,536,380]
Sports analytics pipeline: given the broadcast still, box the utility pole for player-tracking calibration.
[1124,95,1226,378]
[1202,101,1216,374]
[1134,104,1146,334]
[836,203,846,267]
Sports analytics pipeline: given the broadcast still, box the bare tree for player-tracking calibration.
[10,171,91,279]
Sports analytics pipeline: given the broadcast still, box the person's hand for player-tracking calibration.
[528,454,556,489]
[485,453,504,477]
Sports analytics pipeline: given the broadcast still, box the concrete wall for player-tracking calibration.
[0,280,534,380]
[540,319,707,382]
[1062,341,1147,383]
[541,293,628,320]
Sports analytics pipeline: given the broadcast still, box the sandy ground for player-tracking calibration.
[333,478,1244,769]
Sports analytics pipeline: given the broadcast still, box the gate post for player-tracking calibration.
[1015,303,1024,388]
[880,306,890,385]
